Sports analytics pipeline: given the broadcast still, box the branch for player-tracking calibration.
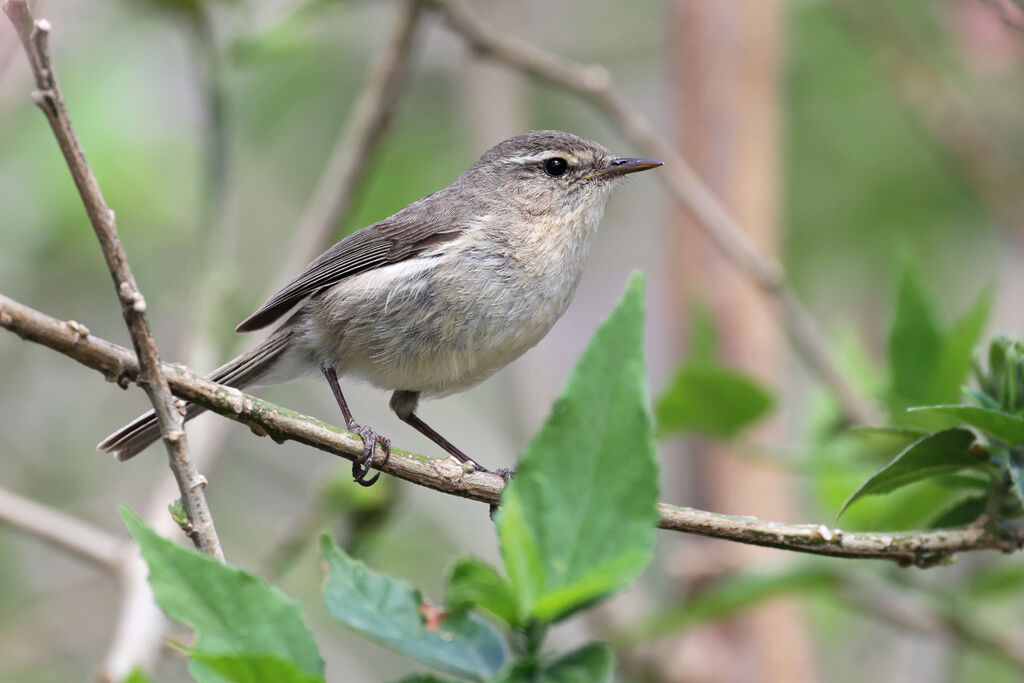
[2,0,223,560]
[3,293,1020,567]
[656,505,1021,568]
[425,0,878,426]
[0,486,125,572]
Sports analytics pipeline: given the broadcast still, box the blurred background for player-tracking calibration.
[1,0,1024,681]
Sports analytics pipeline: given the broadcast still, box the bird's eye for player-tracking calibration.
[543,157,569,177]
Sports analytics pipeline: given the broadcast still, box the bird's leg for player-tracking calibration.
[322,367,390,486]
[389,391,491,473]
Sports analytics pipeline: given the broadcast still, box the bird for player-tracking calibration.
[99,130,662,485]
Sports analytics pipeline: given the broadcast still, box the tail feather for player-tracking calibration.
[98,326,296,461]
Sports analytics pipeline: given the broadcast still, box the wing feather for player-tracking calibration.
[235,206,462,333]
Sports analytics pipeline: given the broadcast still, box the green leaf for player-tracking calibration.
[497,274,659,623]
[446,558,519,627]
[987,337,1010,397]
[845,425,929,457]
[838,429,987,517]
[394,676,457,683]
[888,259,944,405]
[539,643,614,683]
[321,537,508,681]
[656,363,774,438]
[189,653,325,683]
[931,473,990,491]
[929,286,992,402]
[927,494,988,528]
[121,509,323,679]
[1008,450,1024,504]
[848,425,929,440]
[493,644,614,683]
[908,405,1024,446]
[964,387,1003,412]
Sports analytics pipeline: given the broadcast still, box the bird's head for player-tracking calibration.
[460,130,662,219]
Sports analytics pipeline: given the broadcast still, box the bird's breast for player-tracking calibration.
[307,209,603,395]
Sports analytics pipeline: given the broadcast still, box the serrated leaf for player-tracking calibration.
[888,259,944,405]
[321,537,507,681]
[121,510,323,679]
[190,653,325,683]
[908,405,1024,446]
[446,558,519,627]
[838,429,986,517]
[656,363,774,438]
[497,274,658,623]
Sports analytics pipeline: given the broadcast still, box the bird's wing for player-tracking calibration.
[235,207,462,333]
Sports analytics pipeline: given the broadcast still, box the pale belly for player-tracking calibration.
[299,250,585,396]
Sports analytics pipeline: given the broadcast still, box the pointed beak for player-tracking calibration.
[593,156,664,178]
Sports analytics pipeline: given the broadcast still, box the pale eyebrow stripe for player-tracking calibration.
[502,152,578,165]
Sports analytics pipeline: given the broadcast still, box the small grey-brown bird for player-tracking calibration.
[100,130,662,485]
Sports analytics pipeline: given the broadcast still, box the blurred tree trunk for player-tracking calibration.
[665,2,818,681]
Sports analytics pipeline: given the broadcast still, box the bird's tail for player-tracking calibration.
[98,325,296,461]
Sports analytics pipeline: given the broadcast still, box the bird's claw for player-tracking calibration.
[350,424,391,487]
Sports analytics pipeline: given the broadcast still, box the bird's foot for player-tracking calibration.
[349,423,391,487]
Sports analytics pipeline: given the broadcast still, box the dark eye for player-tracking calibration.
[543,157,569,177]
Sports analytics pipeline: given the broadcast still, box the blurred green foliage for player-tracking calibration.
[784,2,997,312]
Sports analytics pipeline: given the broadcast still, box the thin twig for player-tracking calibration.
[426,0,878,426]
[101,10,236,679]
[2,0,223,560]
[3,293,1021,567]
[275,0,425,282]
[0,486,126,572]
